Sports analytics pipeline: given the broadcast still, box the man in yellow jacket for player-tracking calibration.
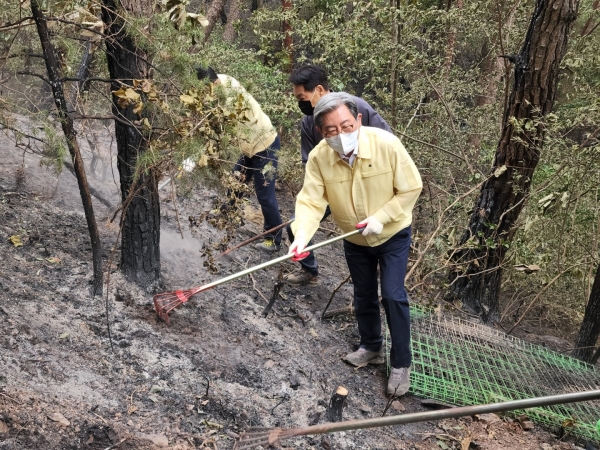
[196,66,283,252]
[289,92,422,395]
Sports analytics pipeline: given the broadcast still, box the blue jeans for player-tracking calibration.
[286,206,331,276]
[343,227,412,368]
[233,136,283,245]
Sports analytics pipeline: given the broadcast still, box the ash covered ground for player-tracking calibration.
[0,120,589,450]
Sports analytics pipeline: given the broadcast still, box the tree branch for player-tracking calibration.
[61,76,127,84]
[0,17,35,31]
[16,70,51,85]
[69,113,142,129]
[398,132,468,163]
[0,123,47,144]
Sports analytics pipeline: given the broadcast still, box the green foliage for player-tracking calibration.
[39,122,69,174]
[1,0,599,333]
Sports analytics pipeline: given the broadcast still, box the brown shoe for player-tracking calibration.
[343,347,385,366]
[284,270,318,286]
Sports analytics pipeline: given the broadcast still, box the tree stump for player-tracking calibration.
[327,386,348,422]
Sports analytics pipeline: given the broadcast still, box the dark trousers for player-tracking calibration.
[343,227,412,368]
[286,206,331,276]
[233,136,283,245]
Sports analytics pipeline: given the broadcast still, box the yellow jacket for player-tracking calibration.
[218,74,278,157]
[291,126,422,246]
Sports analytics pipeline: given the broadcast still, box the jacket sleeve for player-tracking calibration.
[372,141,422,225]
[300,117,317,165]
[291,154,328,241]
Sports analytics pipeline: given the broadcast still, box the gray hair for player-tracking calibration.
[314,92,359,130]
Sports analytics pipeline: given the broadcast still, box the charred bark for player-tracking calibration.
[75,40,96,96]
[30,0,103,296]
[327,386,348,422]
[446,0,579,322]
[223,0,241,43]
[202,0,228,43]
[573,265,600,363]
[101,0,160,286]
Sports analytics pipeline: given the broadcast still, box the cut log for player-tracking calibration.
[327,386,348,422]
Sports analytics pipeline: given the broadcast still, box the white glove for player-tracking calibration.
[357,216,383,236]
[288,232,308,261]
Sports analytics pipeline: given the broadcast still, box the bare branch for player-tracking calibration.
[0,122,47,144]
[16,70,51,85]
[0,17,35,31]
[69,113,142,129]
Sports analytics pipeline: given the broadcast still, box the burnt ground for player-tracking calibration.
[0,120,592,450]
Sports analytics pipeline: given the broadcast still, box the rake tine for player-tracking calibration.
[160,299,181,311]
[234,427,286,449]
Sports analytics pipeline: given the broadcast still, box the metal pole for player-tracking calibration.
[200,228,362,291]
[289,389,600,437]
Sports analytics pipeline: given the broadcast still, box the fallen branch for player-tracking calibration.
[249,273,269,304]
[322,274,351,320]
[322,304,353,319]
[220,220,293,257]
[102,437,128,450]
[262,268,285,317]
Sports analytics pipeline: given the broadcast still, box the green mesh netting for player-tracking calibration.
[400,305,600,444]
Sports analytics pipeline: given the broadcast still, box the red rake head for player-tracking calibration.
[153,289,195,323]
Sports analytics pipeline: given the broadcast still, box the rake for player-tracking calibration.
[233,389,600,449]
[153,226,365,323]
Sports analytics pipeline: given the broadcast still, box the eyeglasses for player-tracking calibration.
[322,122,357,139]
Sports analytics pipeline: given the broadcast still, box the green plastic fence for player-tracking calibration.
[400,305,600,444]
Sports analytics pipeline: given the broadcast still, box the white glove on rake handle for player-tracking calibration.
[357,216,383,236]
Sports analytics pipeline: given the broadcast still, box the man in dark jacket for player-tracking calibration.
[285,65,392,285]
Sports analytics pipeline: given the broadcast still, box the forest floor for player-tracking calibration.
[0,118,594,450]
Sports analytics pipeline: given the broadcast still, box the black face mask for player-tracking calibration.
[298,100,314,116]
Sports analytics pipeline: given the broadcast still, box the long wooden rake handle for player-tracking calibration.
[154,226,366,322]
[234,389,600,448]
[195,227,364,293]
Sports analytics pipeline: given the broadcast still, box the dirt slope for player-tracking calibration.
[0,125,590,450]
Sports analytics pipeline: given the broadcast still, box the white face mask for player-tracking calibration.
[325,129,359,157]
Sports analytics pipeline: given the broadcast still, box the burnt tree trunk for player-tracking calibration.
[223,0,241,42]
[446,0,579,322]
[31,0,104,296]
[202,0,228,43]
[75,40,96,97]
[573,264,600,362]
[102,0,160,286]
